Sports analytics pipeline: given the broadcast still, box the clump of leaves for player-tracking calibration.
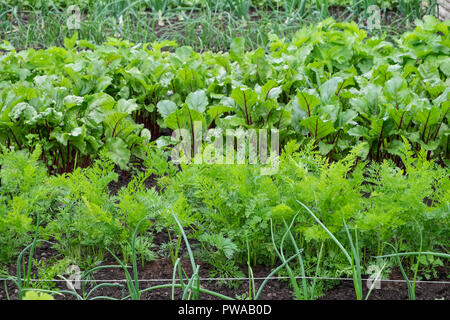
[0,146,56,263]
[22,290,54,300]
[45,152,164,266]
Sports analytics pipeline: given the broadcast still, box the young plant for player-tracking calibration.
[297,200,382,300]
[376,244,450,300]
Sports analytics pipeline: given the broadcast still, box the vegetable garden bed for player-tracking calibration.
[0,9,448,301]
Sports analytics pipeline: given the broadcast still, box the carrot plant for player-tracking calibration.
[297,200,389,300]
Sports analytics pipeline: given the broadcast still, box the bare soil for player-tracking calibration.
[1,239,448,300]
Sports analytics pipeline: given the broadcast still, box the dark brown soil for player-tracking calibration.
[108,166,161,195]
[1,232,448,301]
[69,258,295,300]
[320,267,450,300]
[0,245,294,300]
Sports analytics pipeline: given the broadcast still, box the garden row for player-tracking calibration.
[3,0,434,14]
[0,1,440,54]
[0,137,448,299]
[1,16,449,173]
